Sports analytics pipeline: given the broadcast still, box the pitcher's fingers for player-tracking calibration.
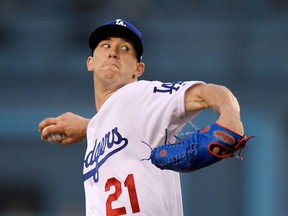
[41,125,65,139]
[38,117,58,132]
[61,137,76,145]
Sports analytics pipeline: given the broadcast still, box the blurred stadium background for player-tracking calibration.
[0,0,287,215]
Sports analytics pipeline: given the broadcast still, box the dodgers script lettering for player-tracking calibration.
[83,127,128,183]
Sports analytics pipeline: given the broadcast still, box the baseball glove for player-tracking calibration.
[150,123,254,172]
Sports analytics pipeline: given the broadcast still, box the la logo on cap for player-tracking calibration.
[115,19,126,27]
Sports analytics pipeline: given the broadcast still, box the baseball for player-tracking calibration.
[46,133,66,144]
[42,126,66,143]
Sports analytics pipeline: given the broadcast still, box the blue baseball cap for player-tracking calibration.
[89,19,144,61]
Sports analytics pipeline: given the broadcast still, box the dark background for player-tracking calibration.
[0,1,287,215]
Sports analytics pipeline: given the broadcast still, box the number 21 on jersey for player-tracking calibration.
[105,174,140,215]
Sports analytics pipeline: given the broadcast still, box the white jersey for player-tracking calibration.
[83,80,203,216]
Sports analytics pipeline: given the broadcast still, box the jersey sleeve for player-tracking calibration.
[130,80,204,148]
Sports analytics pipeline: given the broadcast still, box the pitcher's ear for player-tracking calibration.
[87,56,94,72]
[134,62,145,78]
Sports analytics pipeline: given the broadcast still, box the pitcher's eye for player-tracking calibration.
[102,44,109,48]
[121,45,129,51]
